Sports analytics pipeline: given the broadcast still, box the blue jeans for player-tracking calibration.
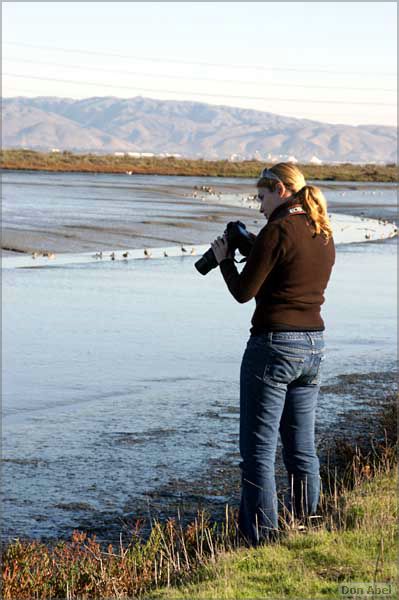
[239,331,325,545]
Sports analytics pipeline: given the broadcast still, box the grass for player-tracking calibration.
[147,471,397,599]
[2,396,397,599]
[1,149,398,181]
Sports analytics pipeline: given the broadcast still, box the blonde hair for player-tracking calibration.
[257,163,333,242]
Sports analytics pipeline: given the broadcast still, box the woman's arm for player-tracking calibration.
[217,223,284,303]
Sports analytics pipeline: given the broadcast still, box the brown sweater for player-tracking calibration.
[219,197,335,333]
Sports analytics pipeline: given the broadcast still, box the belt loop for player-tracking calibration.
[307,333,314,346]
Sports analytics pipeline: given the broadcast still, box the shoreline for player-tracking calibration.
[3,367,396,549]
[3,465,397,598]
[2,167,398,191]
[68,368,399,547]
[1,165,398,185]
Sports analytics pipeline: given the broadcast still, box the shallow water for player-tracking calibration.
[2,171,397,543]
[2,237,397,543]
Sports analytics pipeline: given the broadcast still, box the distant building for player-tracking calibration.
[51,148,61,153]
[125,151,179,158]
[309,155,323,165]
[114,152,125,157]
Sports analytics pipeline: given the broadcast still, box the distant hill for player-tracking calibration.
[2,96,397,163]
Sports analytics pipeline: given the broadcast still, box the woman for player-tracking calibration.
[211,163,335,546]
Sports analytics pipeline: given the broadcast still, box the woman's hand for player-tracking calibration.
[211,235,232,264]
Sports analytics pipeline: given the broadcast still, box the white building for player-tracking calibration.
[309,156,323,165]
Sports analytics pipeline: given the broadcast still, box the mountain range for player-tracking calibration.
[2,96,397,163]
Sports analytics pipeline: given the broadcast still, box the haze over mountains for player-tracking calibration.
[2,96,397,163]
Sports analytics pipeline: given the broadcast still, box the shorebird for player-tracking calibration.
[144,248,152,258]
[126,171,133,175]
[32,252,38,259]
[110,252,116,260]
[42,252,56,259]
[365,233,371,240]
[190,247,196,255]
[181,246,187,253]
[122,251,129,258]
[163,250,168,257]
[93,252,103,259]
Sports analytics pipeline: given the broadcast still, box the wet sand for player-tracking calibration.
[2,192,259,257]
[2,176,397,258]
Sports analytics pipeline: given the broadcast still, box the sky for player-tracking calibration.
[2,2,397,126]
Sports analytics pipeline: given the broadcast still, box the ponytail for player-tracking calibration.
[257,162,333,243]
[295,184,333,243]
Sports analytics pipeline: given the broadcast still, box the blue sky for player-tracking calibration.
[2,2,397,125]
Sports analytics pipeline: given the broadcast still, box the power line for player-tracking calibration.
[3,41,397,78]
[3,57,397,94]
[3,72,396,107]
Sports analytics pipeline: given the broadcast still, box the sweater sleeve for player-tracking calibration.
[219,223,284,303]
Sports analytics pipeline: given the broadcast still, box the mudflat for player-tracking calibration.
[3,173,397,258]
[2,178,262,257]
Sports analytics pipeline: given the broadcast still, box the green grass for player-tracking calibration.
[1,149,398,182]
[146,471,398,599]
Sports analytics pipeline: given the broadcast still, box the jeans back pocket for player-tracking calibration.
[264,348,305,388]
[305,353,325,385]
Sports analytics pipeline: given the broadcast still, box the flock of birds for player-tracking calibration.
[192,184,223,200]
[32,247,197,261]
[31,251,56,259]
[30,185,396,261]
[93,246,197,260]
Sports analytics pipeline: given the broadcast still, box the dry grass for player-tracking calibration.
[1,149,398,181]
